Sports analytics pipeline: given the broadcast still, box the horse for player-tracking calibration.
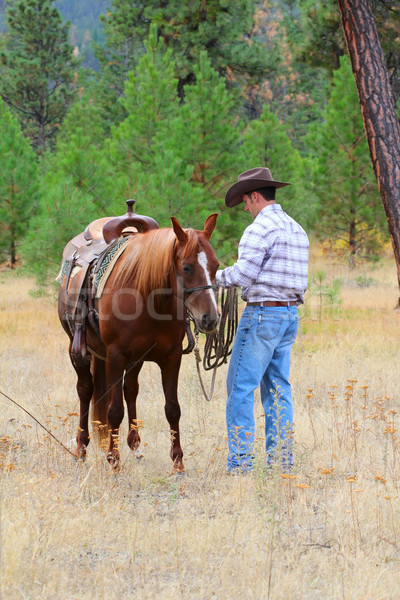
[58,213,219,472]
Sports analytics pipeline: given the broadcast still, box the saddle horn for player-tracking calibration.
[102,199,159,243]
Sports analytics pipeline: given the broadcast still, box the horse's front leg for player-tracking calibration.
[124,360,144,454]
[160,351,184,473]
[106,348,126,470]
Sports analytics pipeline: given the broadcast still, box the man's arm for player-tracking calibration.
[216,225,272,288]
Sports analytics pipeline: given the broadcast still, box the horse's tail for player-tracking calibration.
[91,356,108,445]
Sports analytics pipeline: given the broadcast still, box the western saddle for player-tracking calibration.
[59,200,159,365]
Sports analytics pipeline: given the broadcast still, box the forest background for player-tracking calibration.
[1,0,400,286]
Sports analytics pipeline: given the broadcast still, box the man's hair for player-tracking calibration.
[256,187,276,201]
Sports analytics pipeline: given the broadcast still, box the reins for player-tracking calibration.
[172,241,238,401]
[190,286,238,401]
[0,388,77,458]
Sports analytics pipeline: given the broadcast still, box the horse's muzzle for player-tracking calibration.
[198,313,220,333]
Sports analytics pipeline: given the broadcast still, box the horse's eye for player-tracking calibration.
[182,264,192,274]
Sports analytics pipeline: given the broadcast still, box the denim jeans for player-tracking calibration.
[226,305,299,471]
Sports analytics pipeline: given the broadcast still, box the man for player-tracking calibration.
[216,167,309,473]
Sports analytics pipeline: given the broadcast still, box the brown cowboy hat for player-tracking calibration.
[225,167,291,207]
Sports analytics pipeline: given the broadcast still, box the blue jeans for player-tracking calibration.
[226,305,299,471]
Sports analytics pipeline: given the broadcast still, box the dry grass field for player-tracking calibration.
[1,250,400,599]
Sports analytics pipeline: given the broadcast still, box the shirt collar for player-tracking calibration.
[256,203,282,219]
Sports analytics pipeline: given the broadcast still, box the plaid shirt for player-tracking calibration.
[216,204,309,304]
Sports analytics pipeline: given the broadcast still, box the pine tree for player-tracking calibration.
[250,1,330,149]
[0,99,39,267]
[21,96,106,285]
[101,25,183,218]
[125,50,244,241]
[95,0,269,125]
[339,0,400,302]
[110,25,180,172]
[43,95,107,210]
[291,0,400,102]
[239,104,306,223]
[21,181,99,288]
[0,0,79,152]
[102,38,243,250]
[307,55,388,264]
[162,51,242,237]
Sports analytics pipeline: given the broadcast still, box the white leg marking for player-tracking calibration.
[197,251,218,312]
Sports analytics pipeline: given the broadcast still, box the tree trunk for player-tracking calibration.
[337,0,400,307]
[349,218,356,269]
[10,235,16,269]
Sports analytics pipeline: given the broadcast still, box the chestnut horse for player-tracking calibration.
[58,214,219,471]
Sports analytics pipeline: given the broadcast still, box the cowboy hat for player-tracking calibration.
[225,167,291,207]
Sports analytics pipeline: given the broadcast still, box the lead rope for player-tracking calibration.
[193,287,238,401]
[0,388,77,458]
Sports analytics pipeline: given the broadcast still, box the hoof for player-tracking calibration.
[74,443,87,461]
[172,460,185,474]
[107,450,120,470]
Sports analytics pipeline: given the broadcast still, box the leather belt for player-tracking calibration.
[247,300,297,307]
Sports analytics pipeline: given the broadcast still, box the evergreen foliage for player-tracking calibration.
[165,51,244,258]
[21,182,99,288]
[21,97,105,283]
[307,55,388,264]
[239,104,307,224]
[244,2,330,150]
[95,0,270,125]
[0,0,79,152]
[109,26,181,178]
[99,32,243,260]
[44,96,106,209]
[102,30,242,227]
[291,0,400,102]
[0,99,39,267]
[166,52,242,216]
[1,1,398,280]
[101,25,182,213]
[100,0,268,88]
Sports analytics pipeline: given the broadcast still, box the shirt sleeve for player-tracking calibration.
[216,223,272,288]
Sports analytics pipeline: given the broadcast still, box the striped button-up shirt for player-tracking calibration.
[216,204,309,304]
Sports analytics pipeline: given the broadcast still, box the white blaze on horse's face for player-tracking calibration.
[197,251,218,313]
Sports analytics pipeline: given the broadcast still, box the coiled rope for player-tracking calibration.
[193,286,238,401]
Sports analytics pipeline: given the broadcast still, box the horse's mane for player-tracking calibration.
[113,227,200,298]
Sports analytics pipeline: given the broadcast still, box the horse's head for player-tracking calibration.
[171,214,220,333]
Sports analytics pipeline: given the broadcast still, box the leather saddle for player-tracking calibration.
[59,200,159,365]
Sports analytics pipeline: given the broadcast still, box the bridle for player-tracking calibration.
[172,240,238,402]
[172,240,218,307]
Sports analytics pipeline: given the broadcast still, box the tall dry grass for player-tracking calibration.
[0,252,400,599]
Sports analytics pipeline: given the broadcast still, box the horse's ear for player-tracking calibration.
[203,213,218,240]
[171,216,188,245]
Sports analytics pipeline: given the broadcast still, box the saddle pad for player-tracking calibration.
[94,237,130,298]
[56,260,81,284]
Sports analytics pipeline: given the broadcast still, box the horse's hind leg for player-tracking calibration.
[91,356,108,446]
[160,352,185,473]
[105,349,126,469]
[124,361,144,454]
[71,349,93,460]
